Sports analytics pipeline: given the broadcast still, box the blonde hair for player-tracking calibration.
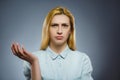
[40,6,76,50]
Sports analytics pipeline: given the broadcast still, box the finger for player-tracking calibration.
[12,42,23,59]
[22,45,31,59]
[12,42,18,56]
[22,45,29,55]
[11,43,16,54]
[13,42,19,53]
[20,45,31,61]
[21,45,30,56]
[16,43,25,58]
[17,43,22,53]
[17,44,27,59]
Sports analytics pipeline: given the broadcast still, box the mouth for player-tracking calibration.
[55,36,63,40]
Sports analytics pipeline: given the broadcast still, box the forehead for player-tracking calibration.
[51,14,70,23]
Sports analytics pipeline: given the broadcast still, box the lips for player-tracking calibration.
[55,36,63,40]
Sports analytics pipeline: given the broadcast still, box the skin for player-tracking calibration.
[11,42,41,80]
[49,14,71,54]
[11,14,71,80]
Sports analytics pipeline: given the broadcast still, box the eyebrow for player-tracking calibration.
[62,23,69,26]
[51,23,58,26]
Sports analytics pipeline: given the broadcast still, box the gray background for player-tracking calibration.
[0,0,120,80]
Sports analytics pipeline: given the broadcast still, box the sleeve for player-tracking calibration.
[23,61,31,80]
[81,54,93,80]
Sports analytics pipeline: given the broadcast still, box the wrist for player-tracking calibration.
[31,58,39,65]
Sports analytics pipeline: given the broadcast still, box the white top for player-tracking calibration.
[23,46,93,80]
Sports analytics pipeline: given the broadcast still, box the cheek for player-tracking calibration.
[49,30,55,38]
[64,30,71,39]
[49,29,53,35]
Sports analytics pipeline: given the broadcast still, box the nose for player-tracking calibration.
[57,26,62,35]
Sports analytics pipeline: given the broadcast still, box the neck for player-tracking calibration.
[49,43,67,54]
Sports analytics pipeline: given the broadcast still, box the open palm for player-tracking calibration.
[11,42,38,64]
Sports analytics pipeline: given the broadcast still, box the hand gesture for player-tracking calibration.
[11,42,38,65]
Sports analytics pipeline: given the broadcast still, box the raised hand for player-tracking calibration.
[11,42,38,64]
[11,42,41,80]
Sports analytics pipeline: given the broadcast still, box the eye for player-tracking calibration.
[62,24,69,28]
[51,23,58,28]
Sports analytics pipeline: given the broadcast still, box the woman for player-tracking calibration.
[11,6,93,80]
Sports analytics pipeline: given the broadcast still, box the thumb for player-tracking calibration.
[22,45,28,54]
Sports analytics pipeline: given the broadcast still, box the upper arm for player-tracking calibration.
[81,54,93,80]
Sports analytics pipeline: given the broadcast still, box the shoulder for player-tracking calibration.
[31,50,49,61]
[72,50,93,68]
[70,50,92,64]
[70,50,90,59]
[23,50,46,66]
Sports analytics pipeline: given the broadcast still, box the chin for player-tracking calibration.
[55,41,66,46]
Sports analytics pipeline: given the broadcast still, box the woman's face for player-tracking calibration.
[49,14,71,46]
